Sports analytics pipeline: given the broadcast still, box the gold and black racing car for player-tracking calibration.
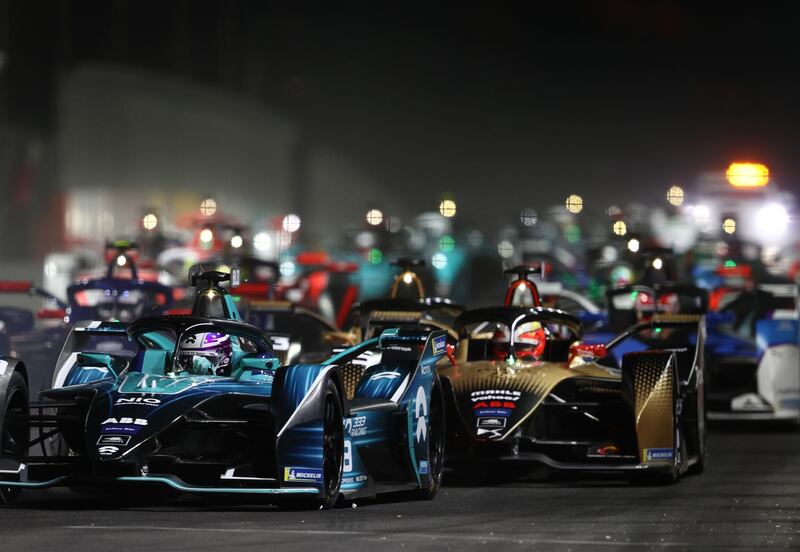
[438,305,706,483]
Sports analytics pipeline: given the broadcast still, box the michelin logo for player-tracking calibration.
[284,467,323,482]
[644,448,674,462]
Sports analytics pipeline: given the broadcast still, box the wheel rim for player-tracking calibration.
[322,393,343,497]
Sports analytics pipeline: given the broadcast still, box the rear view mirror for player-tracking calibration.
[568,342,608,365]
[239,357,281,371]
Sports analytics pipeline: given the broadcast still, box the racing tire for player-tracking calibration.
[414,377,445,500]
[0,372,29,505]
[318,379,344,509]
[687,385,706,476]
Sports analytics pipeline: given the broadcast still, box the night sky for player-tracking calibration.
[4,1,800,212]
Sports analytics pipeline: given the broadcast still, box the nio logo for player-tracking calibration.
[415,386,428,443]
[101,417,148,426]
[115,397,161,406]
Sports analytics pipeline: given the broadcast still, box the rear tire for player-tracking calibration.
[0,372,29,505]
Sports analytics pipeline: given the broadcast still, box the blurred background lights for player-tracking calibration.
[667,185,684,206]
[691,204,711,229]
[467,230,484,248]
[282,214,301,233]
[627,238,640,253]
[438,234,456,252]
[199,228,214,244]
[565,224,581,243]
[431,252,448,269]
[116,254,127,267]
[601,245,618,262]
[439,199,457,217]
[497,240,514,258]
[230,235,243,248]
[355,231,376,249]
[722,218,737,235]
[652,257,663,270]
[279,260,296,277]
[726,162,769,188]
[755,203,789,235]
[142,213,158,230]
[200,198,217,216]
[606,205,622,217]
[613,220,627,236]
[520,208,538,226]
[253,232,272,252]
[365,208,384,226]
[367,248,383,264]
[565,194,583,214]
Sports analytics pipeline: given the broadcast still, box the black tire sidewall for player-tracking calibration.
[0,372,28,505]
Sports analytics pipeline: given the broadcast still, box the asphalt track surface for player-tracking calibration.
[2,425,798,552]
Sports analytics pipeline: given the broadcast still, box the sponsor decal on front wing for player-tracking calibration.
[284,467,323,482]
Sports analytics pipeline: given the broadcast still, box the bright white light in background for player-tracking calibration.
[755,204,789,236]
[667,185,685,206]
[762,245,780,265]
[520,208,538,226]
[565,194,584,214]
[652,257,664,270]
[497,240,515,258]
[627,238,640,253]
[199,229,214,244]
[439,199,457,218]
[365,209,384,226]
[691,204,712,230]
[200,198,217,217]
[355,231,376,249]
[116,255,127,267]
[431,252,448,270]
[230,235,244,249]
[282,214,301,233]
[613,220,627,236]
[142,213,158,230]
[403,272,414,284]
[722,218,737,235]
[601,245,618,262]
[253,232,272,252]
[279,261,296,277]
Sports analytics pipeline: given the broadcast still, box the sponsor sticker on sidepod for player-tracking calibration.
[644,448,674,462]
[432,335,447,356]
[284,467,323,482]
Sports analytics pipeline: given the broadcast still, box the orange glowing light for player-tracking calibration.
[726,163,769,188]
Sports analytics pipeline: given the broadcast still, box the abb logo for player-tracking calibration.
[472,401,516,410]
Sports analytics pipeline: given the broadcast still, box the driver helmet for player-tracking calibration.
[178,332,233,376]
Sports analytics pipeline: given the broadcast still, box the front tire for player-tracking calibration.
[415,378,445,500]
[0,372,29,505]
[319,380,344,509]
